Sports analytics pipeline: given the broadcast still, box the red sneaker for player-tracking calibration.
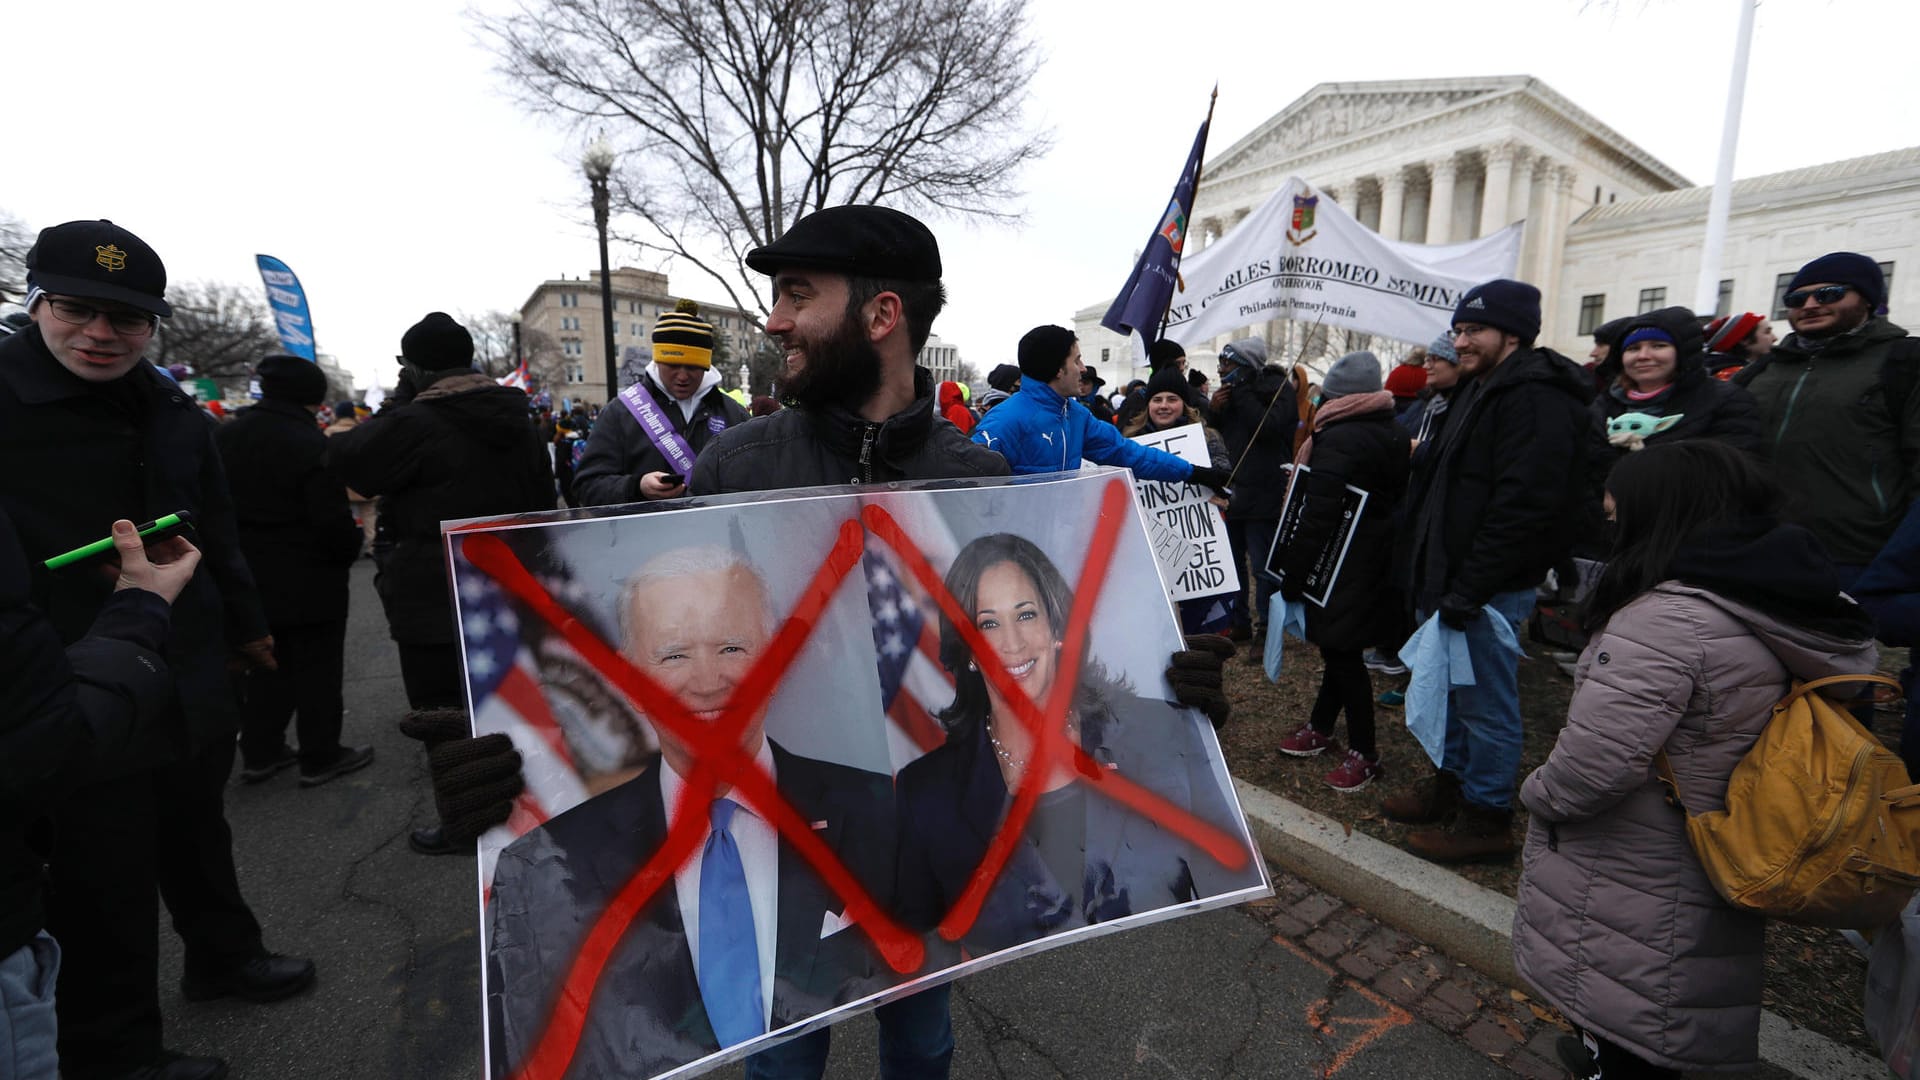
[1279,724,1332,757]
[1325,750,1383,792]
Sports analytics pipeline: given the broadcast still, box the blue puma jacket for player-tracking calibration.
[970,379,1193,481]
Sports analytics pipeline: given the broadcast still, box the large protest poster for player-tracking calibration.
[1122,427,1239,602]
[444,468,1270,1080]
[1268,464,1370,608]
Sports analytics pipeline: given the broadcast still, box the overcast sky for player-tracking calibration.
[10,0,1915,392]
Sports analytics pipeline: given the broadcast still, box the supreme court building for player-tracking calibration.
[1075,76,1920,377]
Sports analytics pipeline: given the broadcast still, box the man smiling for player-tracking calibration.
[1737,253,1919,580]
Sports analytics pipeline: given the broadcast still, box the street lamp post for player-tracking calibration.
[582,136,619,403]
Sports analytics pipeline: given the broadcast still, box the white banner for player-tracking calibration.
[1163,176,1523,348]
[1123,427,1240,602]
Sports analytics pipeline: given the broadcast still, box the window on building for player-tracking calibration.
[560,292,579,308]
[1637,287,1666,314]
[632,323,643,337]
[1882,262,1897,305]
[1771,272,1797,320]
[629,300,640,314]
[1100,347,1110,363]
[563,339,582,357]
[1593,185,1601,206]
[1715,279,1734,318]
[1577,295,1606,335]
[566,363,586,384]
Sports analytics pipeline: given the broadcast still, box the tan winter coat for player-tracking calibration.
[1511,583,1877,1071]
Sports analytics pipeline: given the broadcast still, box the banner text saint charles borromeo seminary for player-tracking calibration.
[444,469,1270,1080]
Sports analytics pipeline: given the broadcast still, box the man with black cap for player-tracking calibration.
[418,204,1237,1079]
[327,311,554,854]
[215,355,372,789]
[572,300,749,506]
[1076,364,1115,424]
[0,220,312,1080]
[1381,278,1591,865]
[1735,252,1919,583]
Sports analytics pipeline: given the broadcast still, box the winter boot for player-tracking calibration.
[1404,802,1516,864]
[1379,768,1461,825]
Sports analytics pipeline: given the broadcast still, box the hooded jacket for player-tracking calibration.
[571,366,749,506]
[1211,363,1297,520]
[937,380,975,435]
[691,366,1007,493]
[1512,521,1878,1072]
[1407,345,1592,611]
[1738,316,1920,565]
[326,370,554,643]
[970,378,1191,482]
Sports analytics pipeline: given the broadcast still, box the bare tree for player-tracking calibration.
[461,309,525,377]
[521,325,568,392]
[0,210,32,307]
[476,0,1049,320]
[150,281,284,383]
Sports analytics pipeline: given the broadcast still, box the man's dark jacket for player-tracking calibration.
[1408,346,1593,612]
[214,399,364,626]
[572,373,749,506]
[327,370,554,644]
[1211,366,1297,521]
[0,327,268,749]
[485,743,896,1080]
[1,505,173,960]
[692,367,1006,493]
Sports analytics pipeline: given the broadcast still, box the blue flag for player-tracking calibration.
[1101,97,1215,345]
[255,254,317,361]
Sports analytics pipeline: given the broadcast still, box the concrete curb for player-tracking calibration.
[1234,778,1889,1080]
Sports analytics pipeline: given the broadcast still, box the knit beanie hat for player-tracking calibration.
[401,312,475,371]
[1620,306,1704,358]
[987,363,1021,392]
[1321,350,1383,399]
[257,354,329,405]
[334,399,358,418]
[1147,338,1187,371]
[1788,252,1887,312]
[1384,361,1428,400]
[1145,366,1191,403]
[1453,278,1541,341]
[653,299,715,369]
[1219,337,1269,370]
[1427,332,1458,363]
[1704,312,1766,353]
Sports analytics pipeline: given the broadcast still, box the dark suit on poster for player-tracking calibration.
[893,694,1261,959]
[486,740,898,1080]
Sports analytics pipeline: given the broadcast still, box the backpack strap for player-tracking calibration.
[1653,750,1690,815]
[1779,673,1905,709]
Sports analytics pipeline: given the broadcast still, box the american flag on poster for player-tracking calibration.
[859,509,962,770]
[456,562,587,887]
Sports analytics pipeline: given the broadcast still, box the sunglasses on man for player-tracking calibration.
[1782,285,1852,309]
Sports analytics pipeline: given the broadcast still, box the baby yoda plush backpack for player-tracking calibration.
[1607,411,1683,451]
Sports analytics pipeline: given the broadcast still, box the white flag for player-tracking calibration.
[1164,177,1522,349]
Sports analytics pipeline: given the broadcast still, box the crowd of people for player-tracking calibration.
[2,203,1915,1080]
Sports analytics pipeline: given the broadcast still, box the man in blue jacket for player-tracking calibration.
[972,325,1232,491]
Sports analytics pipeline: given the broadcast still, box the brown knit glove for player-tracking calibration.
[1166,634,1235,728]
[399,709,524,845]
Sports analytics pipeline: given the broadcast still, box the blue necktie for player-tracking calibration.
[697,798,765,1046]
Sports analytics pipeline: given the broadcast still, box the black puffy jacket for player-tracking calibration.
[1281,397,1410,650]
[1211,366,1297,521]
[692,367,1006,493]
[327,371,554,643]
[1,505,173,958]
[1407,346,1593,612]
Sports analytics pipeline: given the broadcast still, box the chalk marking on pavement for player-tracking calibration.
[1272,934,1412,1078]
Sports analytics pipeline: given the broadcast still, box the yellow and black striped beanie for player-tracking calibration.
[653,299,714,369]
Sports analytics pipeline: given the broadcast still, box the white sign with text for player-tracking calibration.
[1125,427,1240,602]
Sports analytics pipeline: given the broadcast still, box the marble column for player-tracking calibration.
[1538,165,1577,341]
[1378,171,1406,243]
[1425,157,1458,245]
[1480,144,1515,235]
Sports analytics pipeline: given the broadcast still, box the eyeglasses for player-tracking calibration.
[1452,323,1491,339]
[44,297,156,335]
[1783,285,1851,309]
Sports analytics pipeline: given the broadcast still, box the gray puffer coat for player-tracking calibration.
[1511,582,1877,1071]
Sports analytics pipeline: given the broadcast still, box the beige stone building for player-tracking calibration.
[518,267,760,405]
[1076,76,1920,379]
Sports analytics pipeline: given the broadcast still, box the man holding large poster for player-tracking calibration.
[486,547,897,1079]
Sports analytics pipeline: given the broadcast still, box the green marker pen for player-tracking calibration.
[44,512,195,570]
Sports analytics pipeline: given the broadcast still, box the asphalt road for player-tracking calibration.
[155,561,1510,1079]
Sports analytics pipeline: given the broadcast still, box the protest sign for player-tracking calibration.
[1268,463,1370,608]
[445,468,1269,1080]
[1122,427,1239,602]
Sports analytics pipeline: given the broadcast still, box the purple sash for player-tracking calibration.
[617,383,731,477]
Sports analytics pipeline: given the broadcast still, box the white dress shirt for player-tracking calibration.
[661,741,779,1028]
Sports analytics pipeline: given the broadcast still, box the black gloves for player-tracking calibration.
[1187,465,1232,496]
[1437,594,1481,631]
[1166,634,1235,728]
[399,709,524,845]
[1278,580,1306,603]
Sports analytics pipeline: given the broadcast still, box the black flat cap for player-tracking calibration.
[745,205,941,281]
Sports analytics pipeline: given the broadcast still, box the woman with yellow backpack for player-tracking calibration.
[1511,441,1888,1079]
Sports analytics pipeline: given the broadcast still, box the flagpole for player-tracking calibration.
[1693,0,1757,314]
[1154,85,1220,350]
